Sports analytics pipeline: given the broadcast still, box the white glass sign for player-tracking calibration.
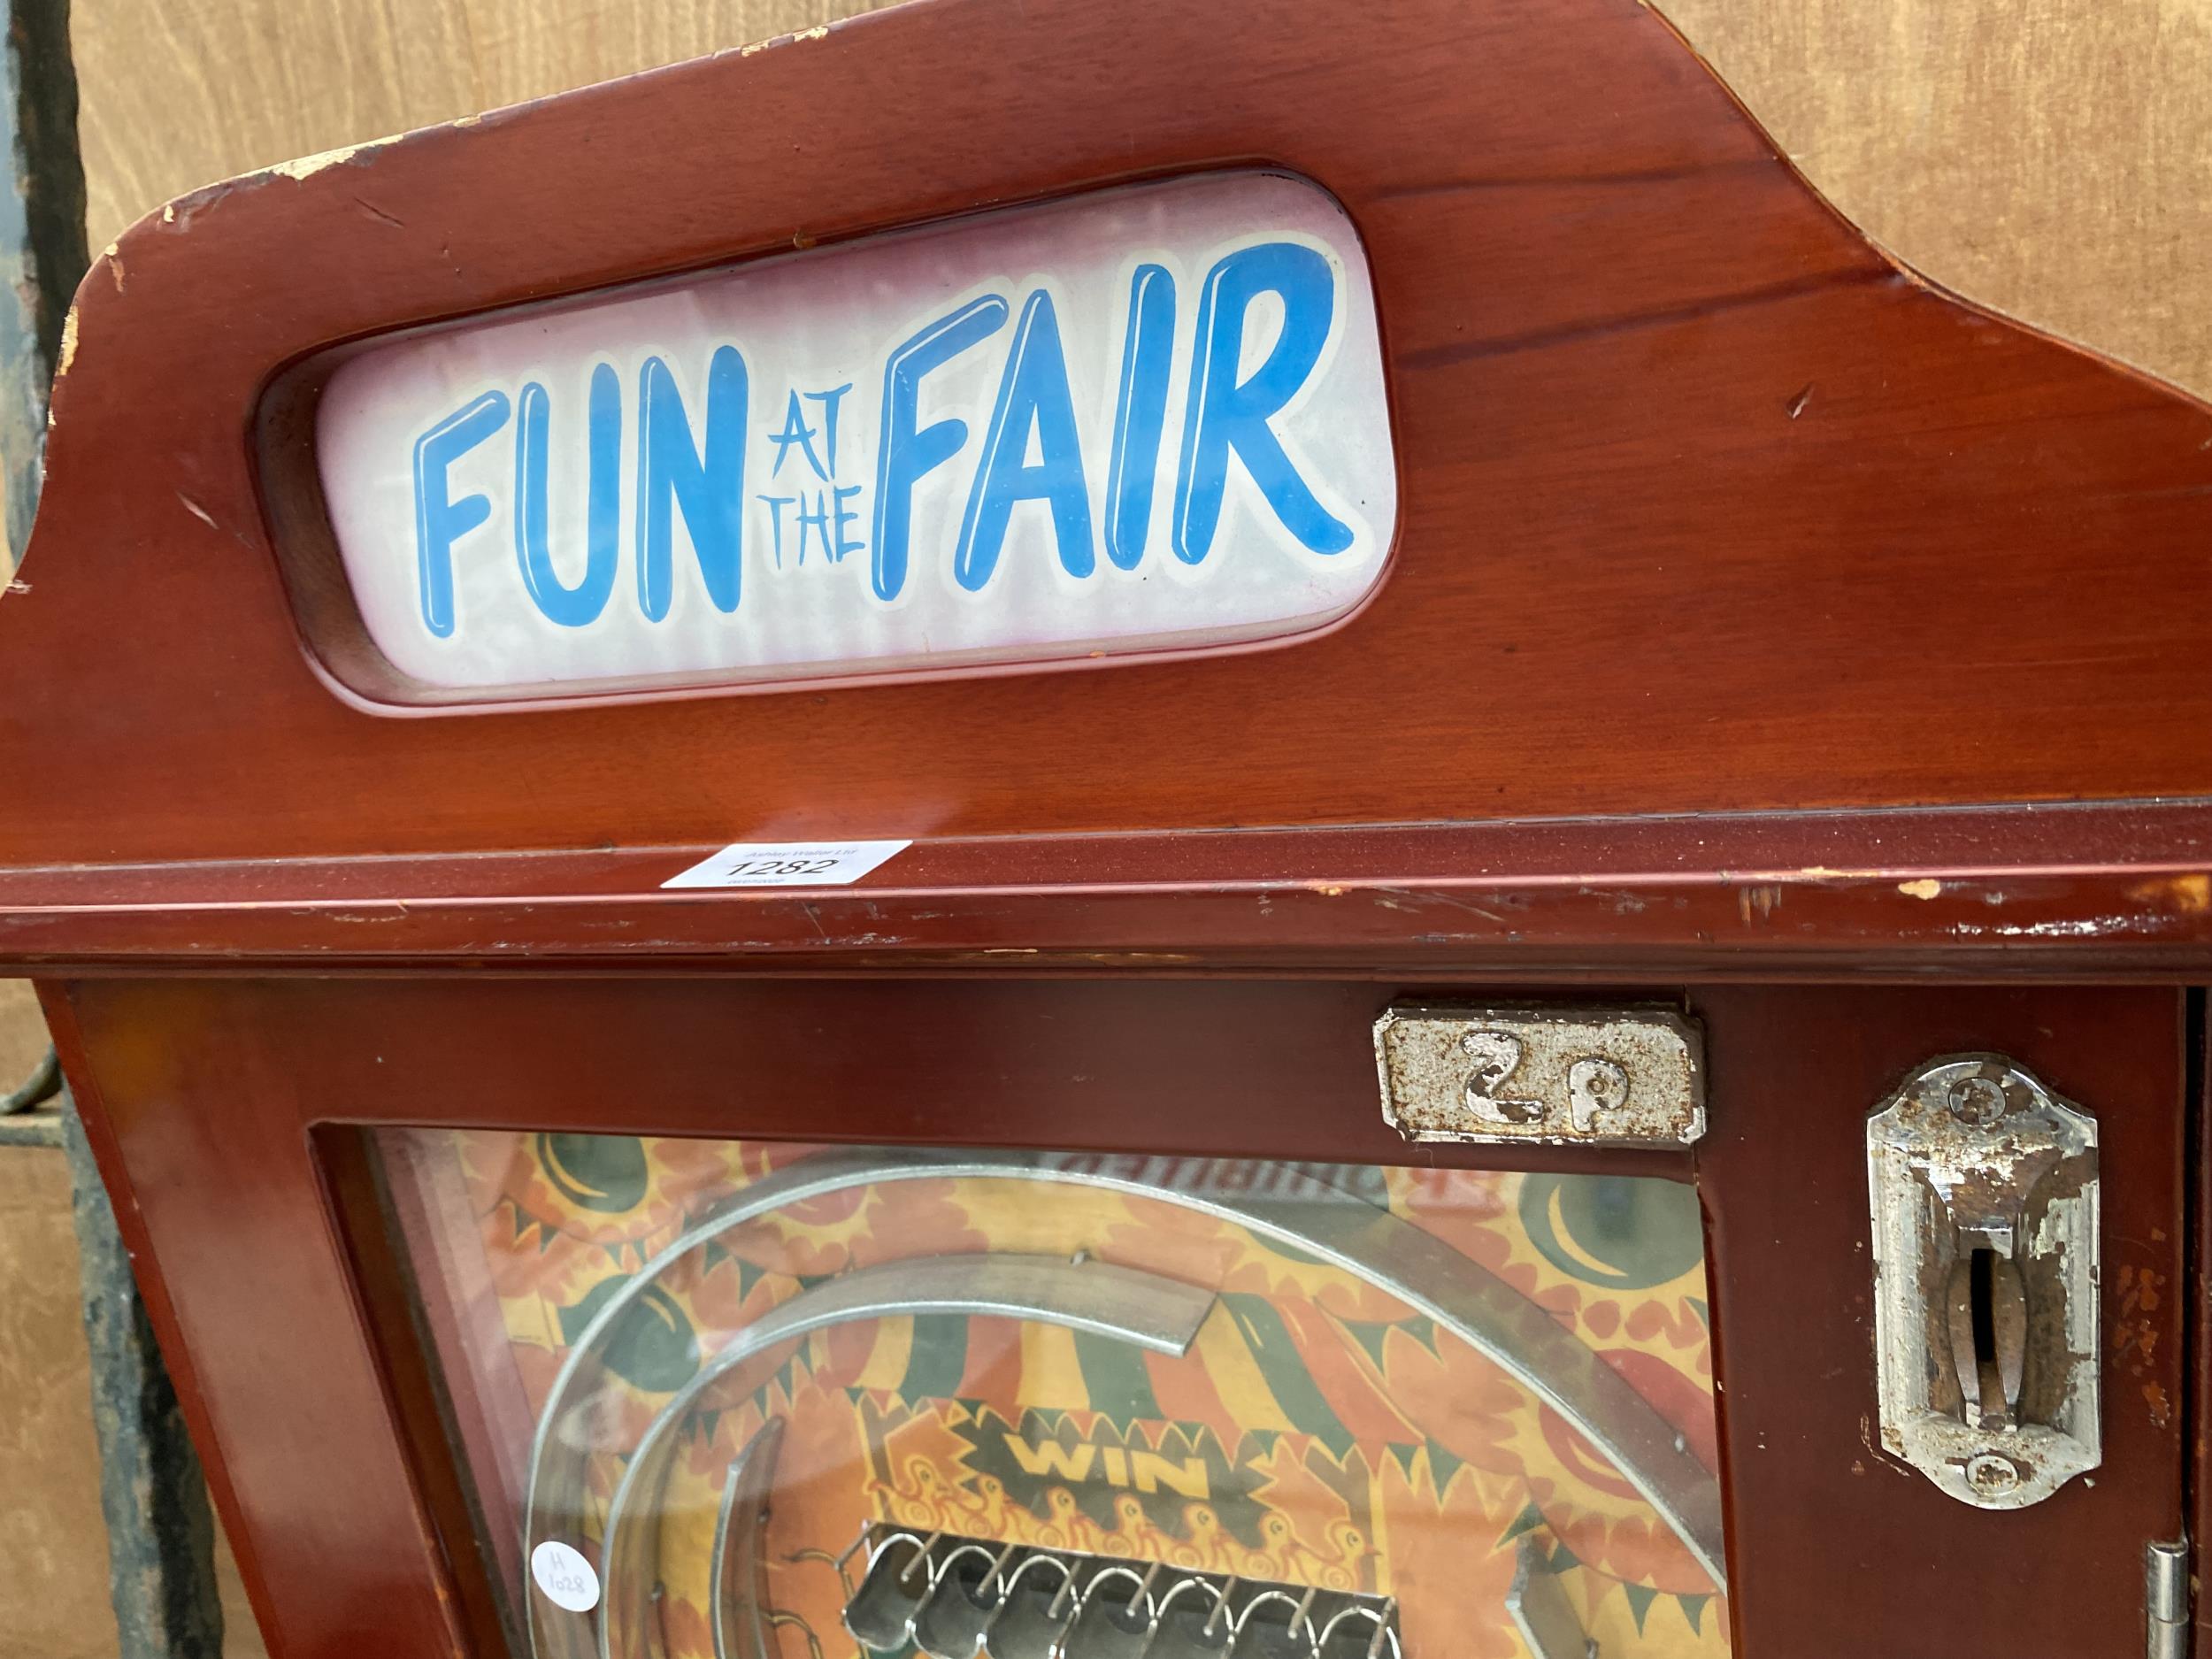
[315,172,1396,696]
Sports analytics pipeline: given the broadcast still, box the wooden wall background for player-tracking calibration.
[1,0,2205,1655]
[65,0,2212,402]
[0,982,116,1659]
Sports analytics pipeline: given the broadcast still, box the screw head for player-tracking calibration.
[1947,1076,2008,1127]
[1964,1452,2021,1495]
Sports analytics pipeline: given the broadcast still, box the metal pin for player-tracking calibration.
[902,1531,944,1587]
[1233,1587,1319,1659]
[1366,1598,1396,1659]
[1057,1563,1157,1659]
[1206,1577,1239,1637]
[912,1542,1010,1659]
[1316,1598,1400,1659]
[978,1541,1018,1599]
[842,1532,935,1653]
[1148,1574,1236,1658]
[983,1554,1079,1659]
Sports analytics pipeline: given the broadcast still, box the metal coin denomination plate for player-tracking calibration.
[1372,1003,1705,1148]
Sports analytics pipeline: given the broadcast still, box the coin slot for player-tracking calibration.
[1947,1244,2027,1431]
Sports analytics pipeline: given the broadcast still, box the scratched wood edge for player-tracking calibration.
[3,803,2212,971]
[9,0,2212,952]
[60,0,2207,426]
[17,3,2212,872]
[73,0,2205,434]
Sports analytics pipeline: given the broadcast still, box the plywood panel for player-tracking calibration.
[0,978,43,1080]
[1661,0,2212,399]
[67,0,2212,403]
[213,1531,267,1659]
[71,0,894,254]
[0,1147,118,1659]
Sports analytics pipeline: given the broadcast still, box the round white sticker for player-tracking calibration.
[530,1540,601,1612]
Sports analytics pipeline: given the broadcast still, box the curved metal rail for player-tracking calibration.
[595,1254,1214,1659]
[707,1418,785,1659]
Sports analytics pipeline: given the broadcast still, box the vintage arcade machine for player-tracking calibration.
[2,1,2209,1655]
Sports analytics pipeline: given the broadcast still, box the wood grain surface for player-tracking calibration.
[47,972,2190,1658]
[9,9,2205,1659]
[0,979,43,1080]
[1694,983,2187,1658]
[65,0,2212,402]
[7,0,2212,885]
[12,804,2212,977]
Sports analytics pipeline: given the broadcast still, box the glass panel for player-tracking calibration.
[314,171,1394,704]
[379,1132,1729,1657]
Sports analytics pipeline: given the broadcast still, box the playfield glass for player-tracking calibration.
[379,1131,1729,1658]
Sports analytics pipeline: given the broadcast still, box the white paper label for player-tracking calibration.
[662,839,912,889]
[315,171,1394,698]
[530,1540,601,1612]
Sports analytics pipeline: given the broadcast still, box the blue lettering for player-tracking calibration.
[1172,242,1352,564]
[512,369,621,628]
[635,346,749,621]
[1103,264,1176,571]
[833,483,865,561]
[805,383,854,475]
[797,492,833,564]
[768,390,826,480]
[758,495,794,567]
[411,390,511,638]
[954,288,1094,592]
[871,295,1009,600]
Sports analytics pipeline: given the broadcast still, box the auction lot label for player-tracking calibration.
[317,172,1395,696]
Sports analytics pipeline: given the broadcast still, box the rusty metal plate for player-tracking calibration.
[1865,1055,2100,1509]
[1372,1003,1705,1147]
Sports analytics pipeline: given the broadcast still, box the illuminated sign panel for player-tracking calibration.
[315,172,1395,695]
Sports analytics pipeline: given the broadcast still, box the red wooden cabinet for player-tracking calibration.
[4,3,2210,1655]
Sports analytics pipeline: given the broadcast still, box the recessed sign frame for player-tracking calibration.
[280,170,1397,710]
